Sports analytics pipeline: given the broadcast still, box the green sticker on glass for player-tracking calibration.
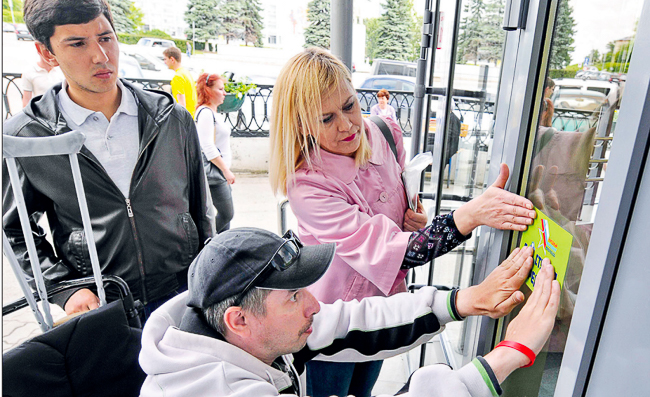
[520,208,573,290]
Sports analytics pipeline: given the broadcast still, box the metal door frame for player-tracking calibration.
[555,2,650,395]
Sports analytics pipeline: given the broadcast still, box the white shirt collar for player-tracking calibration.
[58,79,138,126]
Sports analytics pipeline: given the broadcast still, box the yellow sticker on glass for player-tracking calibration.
[519,208,573,290]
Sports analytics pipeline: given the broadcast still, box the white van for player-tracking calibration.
[136,38,177,61]
[370,59,418,77]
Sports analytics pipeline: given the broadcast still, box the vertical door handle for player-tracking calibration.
[503,0,531,31]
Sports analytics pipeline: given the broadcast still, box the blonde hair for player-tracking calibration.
[269,47,372,196]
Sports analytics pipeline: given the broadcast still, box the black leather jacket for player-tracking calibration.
[3,80,213,306]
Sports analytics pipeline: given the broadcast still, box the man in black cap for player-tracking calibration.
[139,227,560,397]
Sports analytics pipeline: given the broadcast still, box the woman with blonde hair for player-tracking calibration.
[195,73,235,233]
[269,47,537,397]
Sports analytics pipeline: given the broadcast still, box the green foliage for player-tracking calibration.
[107,0,143,33]
[364,17,380,60]
[457,0,504,65]
[186,0,220,45]
[127,3,144,31]
[549,0,576,69]
[117,32,187,52]
[304,0,330,49]
[241,0,264,47]
[3,0,23,23]
[375,0,415,61]
[144,29,173,39]
[548,69,575,79]
[3,9,23,23]
[217,0,243,44]
[117,33,141,44]
[587,49,601,65]
[223,75,257,99]
[408,12,422,61]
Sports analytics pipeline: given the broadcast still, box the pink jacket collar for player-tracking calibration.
[304,118,388,184]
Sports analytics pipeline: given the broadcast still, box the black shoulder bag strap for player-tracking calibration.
[195,106,216,124]
[369,115,398,161]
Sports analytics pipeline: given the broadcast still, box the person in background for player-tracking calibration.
[4,0,213,322]
[269,47,537,397]
[541,77,555,127]
[21,50,63,107]
[163,46,198,118]
[370,88,397,121]
[139,227,561,397]
[195,73,235,233]
[186,40,192,58]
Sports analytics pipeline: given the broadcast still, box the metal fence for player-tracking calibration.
[4,72,587,140]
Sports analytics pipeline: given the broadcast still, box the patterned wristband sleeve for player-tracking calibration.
[401,212,472,269]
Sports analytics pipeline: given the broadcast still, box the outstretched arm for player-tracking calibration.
[456,246,534,319]
[403,257,560,397]
[454,163,536,235]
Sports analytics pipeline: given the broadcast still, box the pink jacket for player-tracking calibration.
[287,116,411,304]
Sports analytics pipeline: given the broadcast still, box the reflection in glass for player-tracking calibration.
[416,0,507,367]
[501,0,640,395]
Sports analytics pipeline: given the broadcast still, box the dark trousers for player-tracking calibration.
[210,182,234,233]
[140,269,189,323]
[306,360,383,397]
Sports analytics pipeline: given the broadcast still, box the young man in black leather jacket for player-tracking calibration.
[3,0,214,320]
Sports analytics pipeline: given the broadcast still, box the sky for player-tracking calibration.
[570,0,642,63]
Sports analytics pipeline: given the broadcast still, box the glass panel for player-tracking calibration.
[414,0,507,367]
[500,0,643,395]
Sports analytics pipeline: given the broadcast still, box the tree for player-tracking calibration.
[3,0,24,23]
[185,0,219,46]
[409,13,423,61]
[456,0,504,65]
[304,0,330,49]
[588,49,601,65]
[217,0,243,44]
[457,0,484,64]
[374,0,414,61]
[364,17,380,60]
[549,0,575,69]
[241,0,264,47]
[107,0,143,33]
[127,3,144,31]
[479,0,505,65]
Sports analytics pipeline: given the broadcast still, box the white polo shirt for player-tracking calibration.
[57,79,139,198]
[21,64,64,97]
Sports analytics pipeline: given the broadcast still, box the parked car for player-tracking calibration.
[136,37,177,61]
[553,78,618,98]
[120,45,176,80]
[118,55,144,79]
[552,89,607,112]
[3,22,15,32]
[14,24,34,41]
[358,75,416,92]
[370,59,417,77]
[356,75,416,132]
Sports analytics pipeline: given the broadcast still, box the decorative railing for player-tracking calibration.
[551,108,599,132]
[4,73,552,141]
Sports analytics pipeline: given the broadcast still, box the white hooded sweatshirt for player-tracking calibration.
[139,287,501,397]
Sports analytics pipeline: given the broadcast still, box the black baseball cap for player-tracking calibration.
[186,227,335,309]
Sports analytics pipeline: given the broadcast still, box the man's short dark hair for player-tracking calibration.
[24,0,115,53]
[164,47,182,63]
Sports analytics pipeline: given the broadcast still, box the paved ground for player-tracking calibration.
[2,172,454,394]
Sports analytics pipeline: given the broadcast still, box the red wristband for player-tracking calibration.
[495,341,536,368]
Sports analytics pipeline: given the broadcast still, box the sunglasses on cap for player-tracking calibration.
[232,230,303,306]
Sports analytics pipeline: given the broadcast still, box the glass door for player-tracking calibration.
[494,0,644,395]
[410,0,542,368]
